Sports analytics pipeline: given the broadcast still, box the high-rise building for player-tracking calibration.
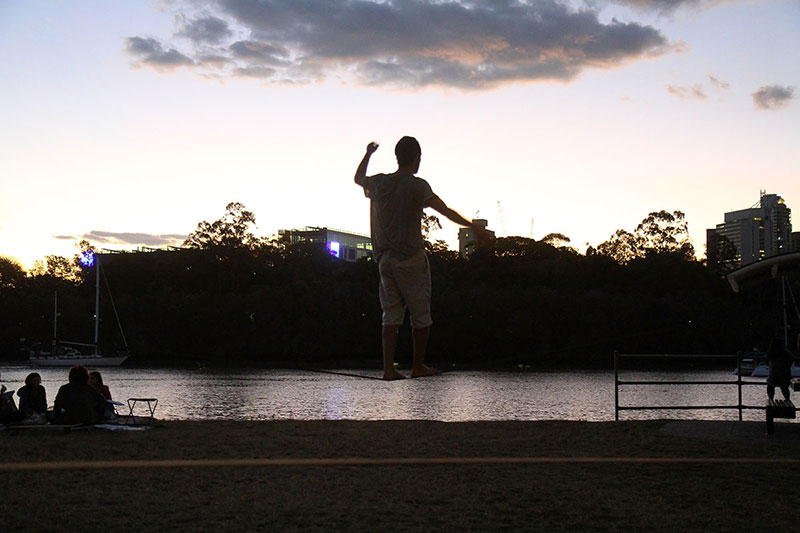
[707,191,792,267]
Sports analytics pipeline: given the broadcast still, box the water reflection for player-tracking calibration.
[0,366,791,423]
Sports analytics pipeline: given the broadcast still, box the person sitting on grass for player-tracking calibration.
[767,337,792,403]
[53,365,107,425]
[89,371,112,400]
[89,370,117,419]
[17,372,47,420]
[0,384,26,426]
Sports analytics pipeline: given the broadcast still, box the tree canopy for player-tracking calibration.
[597,210,695,264]
[2,203,775,369]
[184,202,260,251]
[0,256,25,289]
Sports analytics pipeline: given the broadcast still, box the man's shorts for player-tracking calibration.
[378,249,432,328]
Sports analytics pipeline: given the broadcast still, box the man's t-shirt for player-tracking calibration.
[362,173,436,260]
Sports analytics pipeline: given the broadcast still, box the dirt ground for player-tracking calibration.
[1,419,799,532]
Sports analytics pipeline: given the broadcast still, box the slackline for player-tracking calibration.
[2,456,799,472]
[298,368,384,380]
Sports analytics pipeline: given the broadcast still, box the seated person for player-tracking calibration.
[0,384,25,426]
[88,371,112,400]
[53,366,107,425]
[88,370,115,419]
[17,372,48,418]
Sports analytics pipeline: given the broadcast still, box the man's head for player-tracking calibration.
[395,136,421,172]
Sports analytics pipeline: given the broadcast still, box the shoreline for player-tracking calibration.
[1,358,741,372]
[2,419,799,531]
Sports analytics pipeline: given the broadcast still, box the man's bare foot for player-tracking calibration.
[382,369,407,381]
[410,365,438,378]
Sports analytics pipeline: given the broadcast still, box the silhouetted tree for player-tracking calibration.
[0,256,25,289]
[635,210,694,259]
[596,229,641,264]
[541,233,575,251]
[184,202,260,251]
[420,212,450,253]
[29,255,81,283]
[76,239,95,254]
[598,210,695,264]
[492,236,537,257]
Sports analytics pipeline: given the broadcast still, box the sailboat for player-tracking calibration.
[29,252,129,367]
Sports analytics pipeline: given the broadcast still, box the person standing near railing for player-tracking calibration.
[767,338,792,402]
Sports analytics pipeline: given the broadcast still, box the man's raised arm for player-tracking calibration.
[354,141,379,187]
[426,196,493,242]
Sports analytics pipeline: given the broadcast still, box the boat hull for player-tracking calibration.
[29,355,128,367]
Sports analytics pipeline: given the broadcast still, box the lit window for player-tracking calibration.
[328,241,340,258]
[80,251,95,267]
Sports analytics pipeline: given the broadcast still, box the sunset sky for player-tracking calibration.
[1,0,798,268]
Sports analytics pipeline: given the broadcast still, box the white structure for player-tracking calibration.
[458,219,494,258]
[279,227,372,262]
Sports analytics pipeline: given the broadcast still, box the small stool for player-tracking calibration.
[766,399,796,435]
[125,398,158,425]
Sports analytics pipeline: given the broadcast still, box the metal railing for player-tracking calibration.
[614,351,768,421]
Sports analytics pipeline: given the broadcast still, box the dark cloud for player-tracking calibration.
[666,84,706,100]
[229,40,289,64]
[125,0,672,89]
[81,231,188,247]
[707,74,729,89]
[752,85,795,110]
[605,0,731,14]
[235,65,277,78]
[125,36,194,69]
[176,16,233,44]
[52,235,76,241]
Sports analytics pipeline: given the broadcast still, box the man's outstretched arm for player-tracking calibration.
[354,142,379,187]
[426,196,493,242]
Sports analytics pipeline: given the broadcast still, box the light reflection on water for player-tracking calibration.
[0,366,789,423]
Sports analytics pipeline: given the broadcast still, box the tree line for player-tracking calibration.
[0,203,785,368]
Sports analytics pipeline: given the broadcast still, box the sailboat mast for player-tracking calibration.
[94,255,100,354]
[53,290,58,340]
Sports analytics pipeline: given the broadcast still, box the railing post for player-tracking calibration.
[737,352,743,421]
[614,350,619,421]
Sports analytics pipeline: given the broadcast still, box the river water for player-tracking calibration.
[0,366,789,423]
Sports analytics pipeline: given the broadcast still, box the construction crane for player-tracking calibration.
[496,201,508,235]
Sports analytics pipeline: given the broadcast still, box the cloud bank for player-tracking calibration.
[125,0,673,89]
[604,0,735,15]
[54,232,188,247]
[751,85,795,110]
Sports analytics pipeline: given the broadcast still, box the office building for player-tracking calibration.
[458,219,494,258]
[707,191,792,267]
[279,227,372,262]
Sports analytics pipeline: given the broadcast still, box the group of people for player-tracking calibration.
[0,366,114,427]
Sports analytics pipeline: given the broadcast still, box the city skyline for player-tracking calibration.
[1,0,798,268]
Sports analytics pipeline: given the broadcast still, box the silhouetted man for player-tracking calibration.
[355,136,492,380]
